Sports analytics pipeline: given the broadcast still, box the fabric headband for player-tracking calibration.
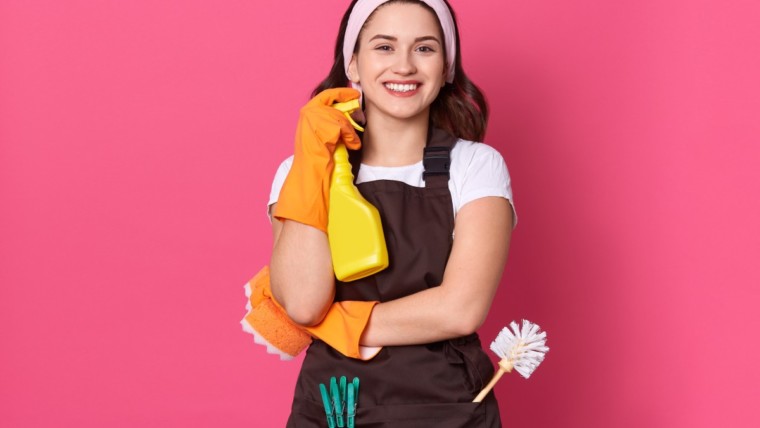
[342,0,457,84]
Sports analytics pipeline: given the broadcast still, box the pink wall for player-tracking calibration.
[1,1,758,426]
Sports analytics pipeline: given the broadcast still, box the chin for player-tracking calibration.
[373,103,431,121]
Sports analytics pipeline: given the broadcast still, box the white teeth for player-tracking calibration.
[385,83,418,92]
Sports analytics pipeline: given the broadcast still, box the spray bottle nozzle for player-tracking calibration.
[333,99,365,132]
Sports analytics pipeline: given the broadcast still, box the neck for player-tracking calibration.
[361,110,430,167]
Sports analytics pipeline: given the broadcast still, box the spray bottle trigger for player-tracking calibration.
[332,99,365,132]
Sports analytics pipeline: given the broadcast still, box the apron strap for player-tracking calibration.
[423,127,458,188]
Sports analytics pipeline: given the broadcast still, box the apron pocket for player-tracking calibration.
[444,337,495,396]
[356,401,486,428]
[287,398,331,428]
[290,399,485,428]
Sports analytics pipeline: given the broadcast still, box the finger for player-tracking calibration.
[334,114,361,149]
[340,124,361,150]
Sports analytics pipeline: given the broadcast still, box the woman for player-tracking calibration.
[268,0,515,426]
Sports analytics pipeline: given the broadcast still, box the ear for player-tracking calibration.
[348,55,360,83]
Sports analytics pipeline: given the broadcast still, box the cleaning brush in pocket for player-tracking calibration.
[473,319,549,402]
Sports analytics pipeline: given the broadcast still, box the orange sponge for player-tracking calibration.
[241,266,312,360]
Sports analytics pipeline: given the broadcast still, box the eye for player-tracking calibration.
[417,45,436,53]
[375,45,393,51]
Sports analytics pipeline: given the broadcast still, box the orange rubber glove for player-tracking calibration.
[306,299,382,361]
[273,88,362,232]
[241,266,381,360]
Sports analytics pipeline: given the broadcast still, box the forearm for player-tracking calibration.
[359,282,495,347]
[270,219,335,326]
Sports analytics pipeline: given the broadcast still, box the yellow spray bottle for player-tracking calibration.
[329,99,389,282]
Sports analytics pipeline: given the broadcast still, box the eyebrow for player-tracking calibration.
[368,34,441,44]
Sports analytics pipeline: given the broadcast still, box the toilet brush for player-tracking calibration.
[473,319,549,402]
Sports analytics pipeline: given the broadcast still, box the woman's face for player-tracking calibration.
[348,2,447,124]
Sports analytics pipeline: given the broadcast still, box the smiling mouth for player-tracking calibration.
[384,83,419,93]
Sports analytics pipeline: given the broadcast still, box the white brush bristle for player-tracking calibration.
[490,319,549,379]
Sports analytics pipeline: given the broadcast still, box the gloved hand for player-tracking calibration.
[307,299,382,361]
[242,266,381,361]
[273,88,362,232]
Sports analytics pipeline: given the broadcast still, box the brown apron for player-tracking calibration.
[287,128,502,427]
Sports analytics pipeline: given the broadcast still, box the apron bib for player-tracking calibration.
[287,128,502,427]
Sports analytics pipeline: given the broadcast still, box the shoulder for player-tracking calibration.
[453,139,505,159]
[272,155,294,190]
[450,139,509,180]
[275,155,294,175]
[268,155,294,215]
[449,138,516,224]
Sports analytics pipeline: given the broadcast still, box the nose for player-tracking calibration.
[391,51,417,75]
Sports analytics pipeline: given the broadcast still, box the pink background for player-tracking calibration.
[1,0,758,426]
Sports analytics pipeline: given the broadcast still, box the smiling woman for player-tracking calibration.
[261,1,516,426]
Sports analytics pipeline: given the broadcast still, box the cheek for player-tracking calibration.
[417,54,444,73]
[435,56,446,75]
[424,63,446,85]
[428,86,443,102]
[358,53,389,75]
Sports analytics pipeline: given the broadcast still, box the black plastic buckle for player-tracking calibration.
[422,146,451,180]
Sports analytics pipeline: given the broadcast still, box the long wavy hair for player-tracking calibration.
[312,0,489,142]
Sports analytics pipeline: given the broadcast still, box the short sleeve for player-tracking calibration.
[452,142,517,227]
[267,155,294,222]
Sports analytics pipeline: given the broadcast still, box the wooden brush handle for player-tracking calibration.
[473,358,513,402]
[473,368,506,403]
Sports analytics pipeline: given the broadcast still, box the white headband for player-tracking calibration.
[342,0,457,84]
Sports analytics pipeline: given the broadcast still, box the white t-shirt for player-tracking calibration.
[268,139,517,225]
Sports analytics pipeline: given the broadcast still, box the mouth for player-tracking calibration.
[384,82,419,93]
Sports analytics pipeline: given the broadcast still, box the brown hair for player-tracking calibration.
[312,0,489,142]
